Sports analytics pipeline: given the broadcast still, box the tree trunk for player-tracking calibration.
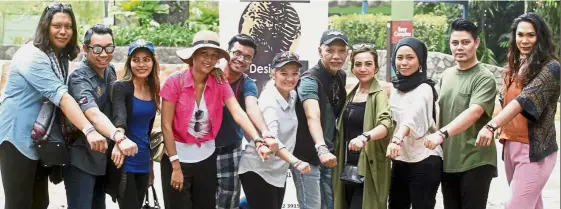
[153,1,189,25]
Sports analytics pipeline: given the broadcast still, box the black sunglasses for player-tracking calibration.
[194,110,204,132]
[87,45,116,55]
[352,43,376,50]
[47,2,72,11]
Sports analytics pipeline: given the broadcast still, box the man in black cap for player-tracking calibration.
[291,28,349,209]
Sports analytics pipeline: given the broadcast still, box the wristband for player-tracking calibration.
[82,125,95,136]
[314,142,327,150]
[293,160,303,168]
[288,156,299,165]
[316,145,330,156]
[263,135,275,140]
[115,136,127,145]
[253,137,265,145]
[169,155,179,162]
[485,122,498,132]
[110,129,122,141]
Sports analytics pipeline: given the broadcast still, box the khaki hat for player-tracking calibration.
[176,30,230,64]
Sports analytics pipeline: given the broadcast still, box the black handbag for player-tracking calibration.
[339,142,364,185]
[142,185,161,209]
[32,52,70,168]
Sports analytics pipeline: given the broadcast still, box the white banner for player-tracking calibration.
[219,0,329,93]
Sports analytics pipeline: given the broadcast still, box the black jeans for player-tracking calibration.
[161,153,217,209]
[442,164,495,209]
[0,141,49,209]
[344,183,363,209]
[389,155,442,209]
[117,172,150,209]
[239,171,286,209]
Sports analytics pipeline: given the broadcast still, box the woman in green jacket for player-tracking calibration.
[332,45,394,209]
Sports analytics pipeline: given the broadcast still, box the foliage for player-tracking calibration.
[115,0,169,26]
[329,5,391,15]
[0,1,104,45]
[477,32,498,66]
[111,1,220,47]
[415,1,463,22]
[188,0,219,32]
[329,14,448,52]
[113,23,195,47]
[529,0,560,57]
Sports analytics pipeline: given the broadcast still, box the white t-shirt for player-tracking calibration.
[175,90,215,163]
[389,83,443,163]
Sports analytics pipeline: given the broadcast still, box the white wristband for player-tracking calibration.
[169,155,179,162]
[110,129,120,141]
[82,124,95,135]
[314,142,327,150]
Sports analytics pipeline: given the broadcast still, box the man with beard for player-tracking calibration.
[215,34,276,209]
[292,29,349,209]
[64,24,138,209]
[423,19,497,209]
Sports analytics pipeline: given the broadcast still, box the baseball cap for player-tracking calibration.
[272,51,302,68]
[128,39,155,56]
[320,28,349,46]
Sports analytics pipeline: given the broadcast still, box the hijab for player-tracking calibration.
[391,37,438,121]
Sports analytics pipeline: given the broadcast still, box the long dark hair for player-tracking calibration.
[33,2,79,60]
[506,12,559,89]
[122,50,161,112]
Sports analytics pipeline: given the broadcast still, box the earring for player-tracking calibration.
[419,66,423,73]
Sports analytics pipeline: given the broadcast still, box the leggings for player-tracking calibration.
[117,172,150,209]
[240,171,286,209]
[0,141,49,209]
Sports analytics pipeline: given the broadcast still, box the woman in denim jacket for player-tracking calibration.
[0,2,108,209]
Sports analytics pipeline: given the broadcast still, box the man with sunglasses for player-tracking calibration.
[292,28,349,209]
[64,24,138,209]
[214,34,276,209]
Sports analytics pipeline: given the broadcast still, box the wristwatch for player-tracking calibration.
[361,132,371,141]
[485,122,498,132]
[438,129,449,139]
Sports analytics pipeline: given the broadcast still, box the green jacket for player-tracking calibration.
[332,79,394,209]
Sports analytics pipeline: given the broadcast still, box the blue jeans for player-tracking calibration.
[291,164,334,209]
[63,165,106,209]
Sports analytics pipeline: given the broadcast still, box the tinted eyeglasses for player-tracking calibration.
[47,2,72,11]
[352,43,376,50]
[194,110,204,132]
[87,45,116,55]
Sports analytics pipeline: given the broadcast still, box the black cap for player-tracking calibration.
[272,51,302,68]
[320,29,349,46]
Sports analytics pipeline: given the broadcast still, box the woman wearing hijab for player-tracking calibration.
[386,37,442,209]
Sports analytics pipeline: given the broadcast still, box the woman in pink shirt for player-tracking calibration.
[159,30,270,209]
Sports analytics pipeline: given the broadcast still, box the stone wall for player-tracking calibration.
[0,48,506,96]
[373,50,505,91]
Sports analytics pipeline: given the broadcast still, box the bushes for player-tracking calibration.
[113,24,201,47]
[329,14,449,52]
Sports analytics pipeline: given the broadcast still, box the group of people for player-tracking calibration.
[0,2,559,209]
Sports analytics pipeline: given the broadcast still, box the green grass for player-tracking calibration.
[329,5,391,15]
